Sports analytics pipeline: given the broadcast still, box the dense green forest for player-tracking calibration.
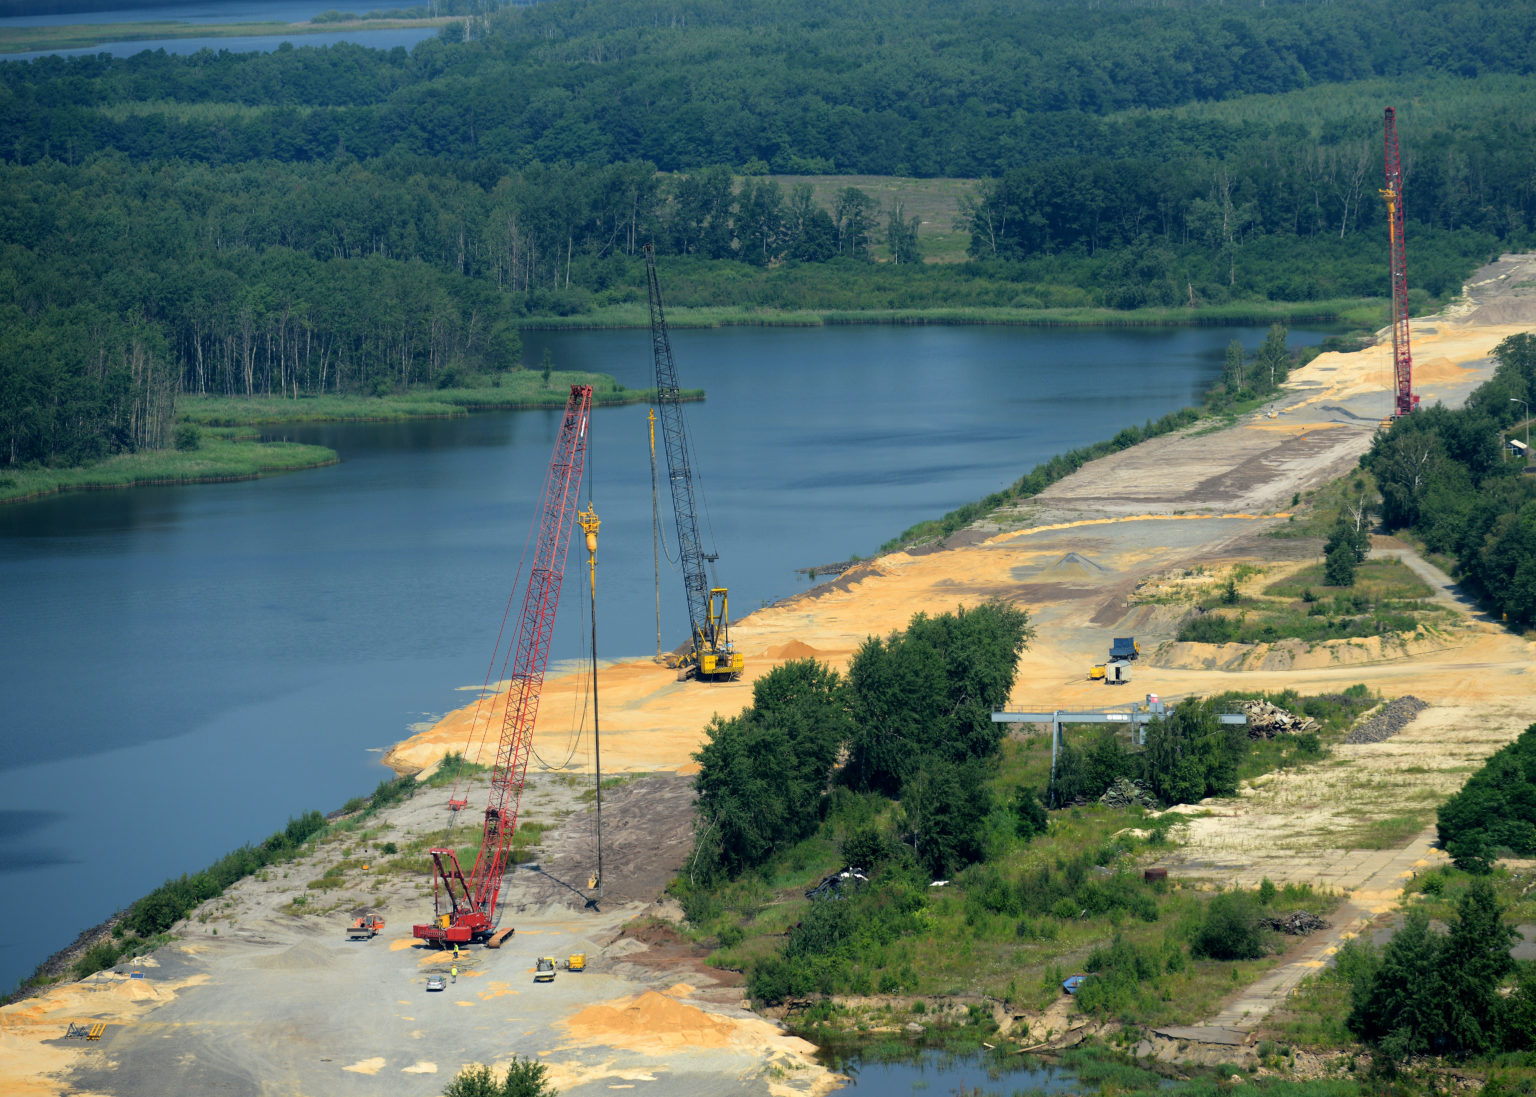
[1362,333,1536,625]
[3,0,1535,472]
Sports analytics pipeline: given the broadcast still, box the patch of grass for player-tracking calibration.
[761,174,981,264]
[1178,558,1451,645]
[1335,814,1427,850]
[1264,559,1432,601]
[579,771,652,803]
[0,436,337,504]
[177,370,676,427]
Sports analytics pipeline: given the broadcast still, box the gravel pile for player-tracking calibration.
[1344,695,1429,744]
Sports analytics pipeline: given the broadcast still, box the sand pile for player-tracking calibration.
[765,640,821,660]
[561,990,737,1052]
[0,970,209,1097]
[552,987,833,1096]
[1045,552,1105,579]
[253,940,337,971]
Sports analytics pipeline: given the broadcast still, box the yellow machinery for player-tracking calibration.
[565,953,587,972]
[696,589,744,678]
[644,245,743,683]
[534,957,557,982]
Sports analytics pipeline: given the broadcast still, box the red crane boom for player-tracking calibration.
[413,384,593,946]
[1382,106,1417,417]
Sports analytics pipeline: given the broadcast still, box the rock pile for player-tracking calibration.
[1240,699,1319,739]
[1344,695,1429,744]
[1261,911,1328,935]
[1100,777,1158,808]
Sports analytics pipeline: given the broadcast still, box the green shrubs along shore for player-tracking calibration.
[0,371,685,505]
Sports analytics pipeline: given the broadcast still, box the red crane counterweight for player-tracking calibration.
[412,384,593,947]
[1382,106,1417,418]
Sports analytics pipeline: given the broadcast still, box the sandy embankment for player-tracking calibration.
[12,257,1536,1095]
[0,961,206,1097]
[386,298,1536,783]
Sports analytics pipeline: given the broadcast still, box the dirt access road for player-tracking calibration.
[7,256,1536,1094]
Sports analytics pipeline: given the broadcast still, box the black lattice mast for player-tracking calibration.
[643,244,715,658]
[1382,106,1416,417]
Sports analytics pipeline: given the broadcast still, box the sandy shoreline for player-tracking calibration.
[385,259,1536,786]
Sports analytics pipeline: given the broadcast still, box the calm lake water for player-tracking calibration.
[829,1046,1089,1096]
[0,0,442,60]
[0,323,1330,993]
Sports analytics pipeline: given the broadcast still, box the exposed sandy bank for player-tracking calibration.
[13,255,1536,1094]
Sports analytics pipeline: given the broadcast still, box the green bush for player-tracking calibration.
[1075,934,1177,1017]
[1177,613,1240,643]
[693,659,852,879]
[1011,784,1048,840]
[901,759,993,878]
[172,424,200,451]
[1192,890,1267,961]
[73,939,127,980]
[845,602,1033,796]
[1324,540,1358,586]
[442,1057,555,1097]
[841,824,892,870]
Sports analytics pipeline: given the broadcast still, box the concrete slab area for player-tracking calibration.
[1152,1025,1249,1047]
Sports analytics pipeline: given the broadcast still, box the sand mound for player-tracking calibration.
[1045,552,1105,579]
[765,640,821,660]
[253,941,338,971]
[1413,355,1474,384]
[562,990,736,1052]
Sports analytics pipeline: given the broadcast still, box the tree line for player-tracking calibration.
[1436,721,1536,871]
[1338,726,1536,1065]
[691,603,1033,883]
[5,0,1536,473]
[5,0,1533,175]
[1363,333,1536,626]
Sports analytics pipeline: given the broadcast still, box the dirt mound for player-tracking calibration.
[1045,552,1105,580]
[765,639,821,660]
[252,941,335,972]
[562,990,736,1051]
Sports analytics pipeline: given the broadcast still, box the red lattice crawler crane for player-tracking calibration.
[413,384,593,947]
[1382,106,1419,418]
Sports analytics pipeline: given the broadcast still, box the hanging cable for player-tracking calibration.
[441,478,542,842]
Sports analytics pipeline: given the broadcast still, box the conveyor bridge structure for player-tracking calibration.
[991,700,1249,797]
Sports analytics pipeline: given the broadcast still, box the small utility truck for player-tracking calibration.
[347,915,385,941]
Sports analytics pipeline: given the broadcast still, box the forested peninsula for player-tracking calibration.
[3,0,1534,482]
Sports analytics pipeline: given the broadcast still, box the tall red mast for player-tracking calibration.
[1382,106,1417,417]
[413,384,593,946]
